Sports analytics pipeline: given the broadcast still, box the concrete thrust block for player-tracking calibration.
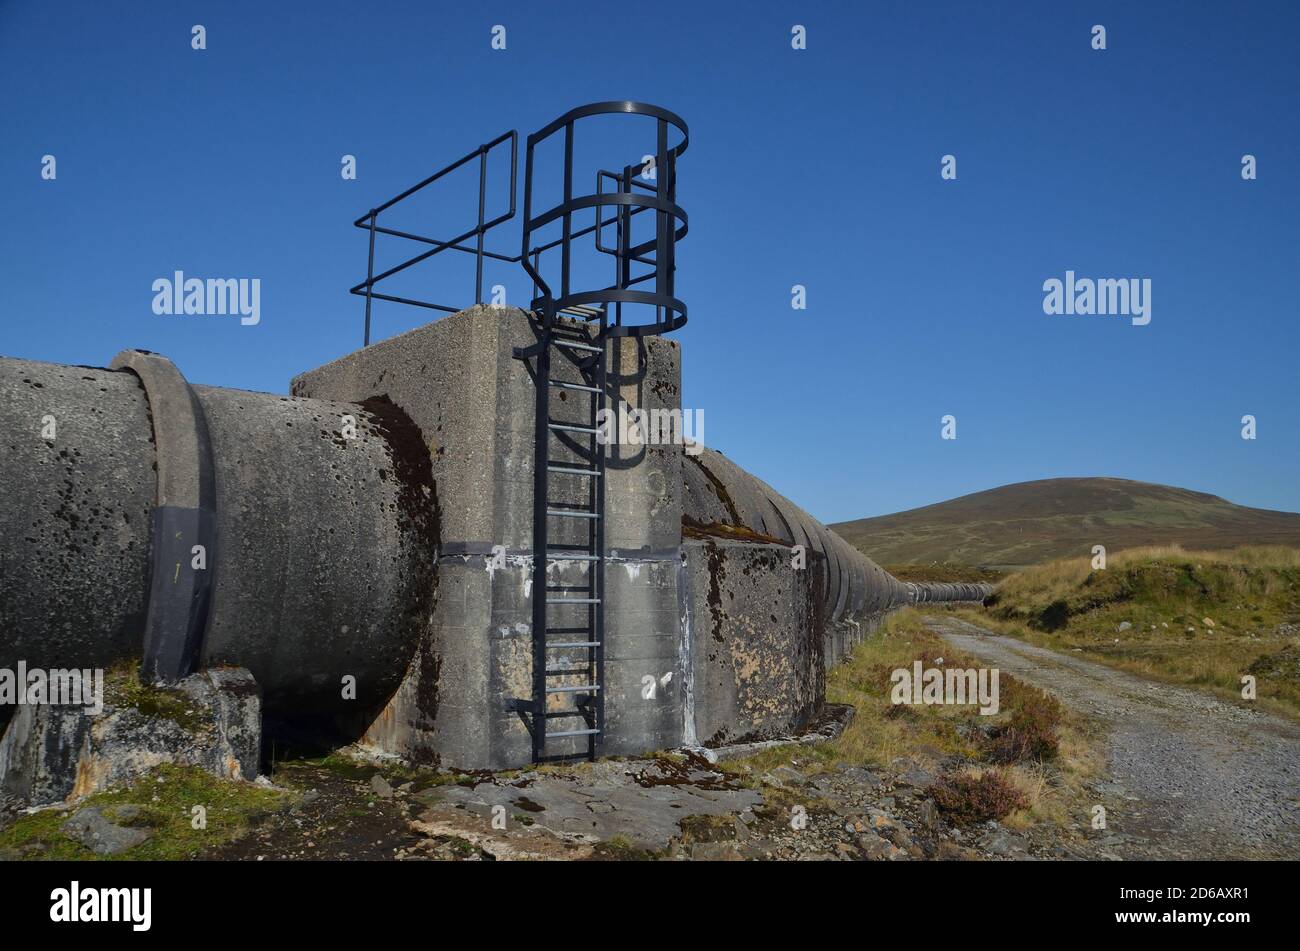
[0,667,261,807]
[681,538,825,748]
[295,308,687,769]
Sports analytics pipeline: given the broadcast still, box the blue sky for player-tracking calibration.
[3,1,1297,522]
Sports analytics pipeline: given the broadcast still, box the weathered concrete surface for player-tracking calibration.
[0,358,155,711]
[292,306,684,768]
[194,385,436,722]
[682,446,911,629]
[681,539,824,747]
[109,349,217,683]
[108,349,208,509]
[292,307,506,764]
[600,335,684,757]
[0,667,261,806]
[413,756,763,850]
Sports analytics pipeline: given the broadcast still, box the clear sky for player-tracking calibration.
[3,1,1297,523]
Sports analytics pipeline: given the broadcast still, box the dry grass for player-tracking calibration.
[720,608,1101,834]
[993,544,1300,614]
[975,544,1300,718]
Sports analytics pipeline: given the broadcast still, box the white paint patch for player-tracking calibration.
[484,552,533,580]
[678,557,697,747]
[546,558,591,576]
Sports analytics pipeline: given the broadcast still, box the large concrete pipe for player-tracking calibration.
[682,447,911,623]
[0,360,155,677]
[682,447,991,617]
[905,581,993,604]
[0,354,437,721]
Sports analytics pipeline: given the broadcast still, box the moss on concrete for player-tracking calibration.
[103,662,208,733]
[0,764,291,861]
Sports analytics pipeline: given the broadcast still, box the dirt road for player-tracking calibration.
[926,615,1300,860]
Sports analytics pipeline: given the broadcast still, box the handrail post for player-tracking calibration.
[364,211,377,346]
[561,121,573,302]
[655,117,668,327]
[475,146,487,305]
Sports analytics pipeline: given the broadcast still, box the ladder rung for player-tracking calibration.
[548,641,601,648]
[549,466,601,477]
[546,684,600,694]
[546,553,600,561]
[549,380,600,393]
[548,728,600,738]
[546,667,593,675]
[547,509,600,519]
[552,339,602,353]
[548,422,599,434]
[548,597,600,604]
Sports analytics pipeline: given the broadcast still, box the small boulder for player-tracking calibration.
[291,790,321,813]
[62,808,151,856]
[857,832,905,861]
[760,766,808,790]
[102,803,143,824]
[866,809,897,830]
[978,828,1029,858]
[898,766,936,789]
[689,841,744,861]
[369,774,395,799]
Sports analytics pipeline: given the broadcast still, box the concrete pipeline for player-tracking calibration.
[1,307,991,774]
[0,353,437,732]
[906,581,993,604]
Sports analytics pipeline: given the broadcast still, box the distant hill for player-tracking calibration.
[830,478,1300,568]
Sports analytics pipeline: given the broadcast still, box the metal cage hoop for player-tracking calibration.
[520,101,689,337]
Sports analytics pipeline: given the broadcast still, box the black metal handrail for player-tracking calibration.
[351,103,688,346]
[350,130,518,345]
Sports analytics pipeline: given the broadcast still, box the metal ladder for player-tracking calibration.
[511,301,608,763]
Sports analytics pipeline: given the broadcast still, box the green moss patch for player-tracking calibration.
[0,764,291,861]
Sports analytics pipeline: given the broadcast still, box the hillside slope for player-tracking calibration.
[830,478,1300,567]
[975,545,1300,718]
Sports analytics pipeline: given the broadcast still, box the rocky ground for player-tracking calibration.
[928,614,1300,860]
[127,751,1120,861]
[3,746,1106,861]
[12,613,1294,861]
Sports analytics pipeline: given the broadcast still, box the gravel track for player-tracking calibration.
[926,615,1300,859]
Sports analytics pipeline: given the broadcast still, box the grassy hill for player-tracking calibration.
[970,545,1300,717]
[830,477,1300,568]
